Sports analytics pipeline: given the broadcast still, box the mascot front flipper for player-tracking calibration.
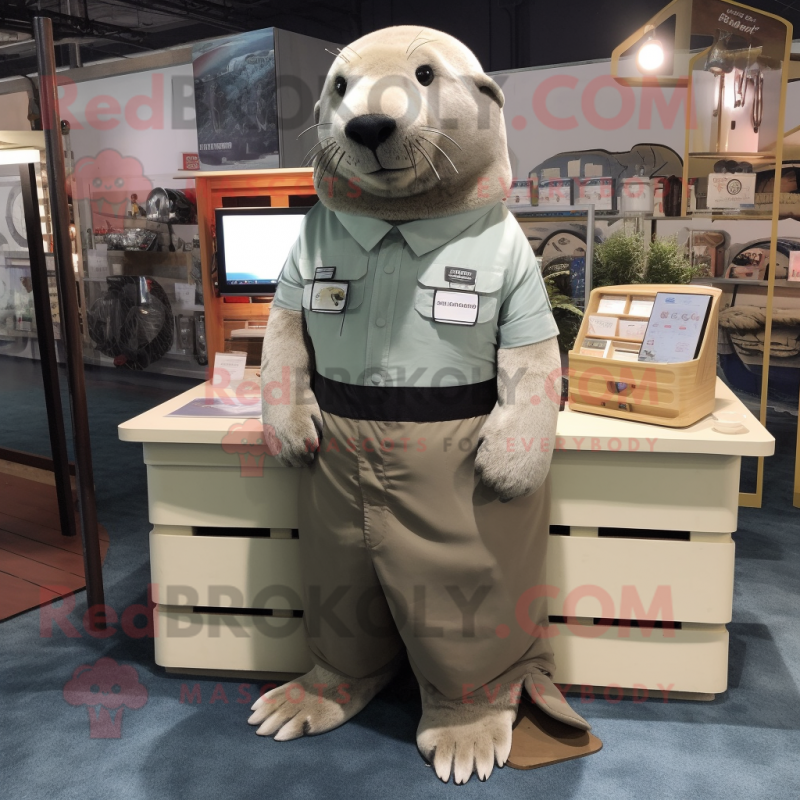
[253,25,589,784]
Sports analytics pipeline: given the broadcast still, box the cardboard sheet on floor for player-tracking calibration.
[507,699,602,770]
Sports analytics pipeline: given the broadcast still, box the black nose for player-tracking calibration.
[344,114,397,151]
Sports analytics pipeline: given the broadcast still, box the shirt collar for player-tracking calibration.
[334,204,498,258]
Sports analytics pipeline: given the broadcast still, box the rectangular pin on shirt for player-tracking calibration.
[445,267,477,287]
[432,289,479,326]
[310,281,349,313]
[315,266,337,280]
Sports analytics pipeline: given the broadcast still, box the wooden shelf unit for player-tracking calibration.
[569,284,722,428]
[194,167,317,369]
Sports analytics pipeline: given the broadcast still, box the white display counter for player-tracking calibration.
[119,375,773,699]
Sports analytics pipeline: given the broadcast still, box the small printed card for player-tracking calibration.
[707,173,756,209]
[576,177,615,210]
[610,343,640,362]
[629,296,655,317]
[87,245,109,279]
[539,177,573,206]
[587,315,618,337]
[505,180,532,207]
[580,338,612,357]
[789,252,800,282]
[213,352,247,384]
[618,319,648,340]
[597,295,627,314]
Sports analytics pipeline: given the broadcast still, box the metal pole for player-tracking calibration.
[584,204,595,310]
[19,162,77,539]
[34,16,105,624]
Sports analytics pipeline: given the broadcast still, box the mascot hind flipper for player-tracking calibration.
[248,664,394,739]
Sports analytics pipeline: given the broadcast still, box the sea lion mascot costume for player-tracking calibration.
[252,25,589,784]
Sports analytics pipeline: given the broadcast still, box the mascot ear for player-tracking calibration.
[473,74,504,108]
[314,101,321,124]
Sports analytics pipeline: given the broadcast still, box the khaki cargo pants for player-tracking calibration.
[298,410,555,700]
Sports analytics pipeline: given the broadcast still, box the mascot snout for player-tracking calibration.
[344,114,397,153]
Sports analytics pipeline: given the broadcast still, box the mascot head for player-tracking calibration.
[312,26,511,221]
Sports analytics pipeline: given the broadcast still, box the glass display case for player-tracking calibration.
[0,159,57,361]
[74,171,206,378]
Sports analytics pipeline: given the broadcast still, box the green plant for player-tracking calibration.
[542,258,584,352]
[592,230,646,287]
[643,235,697,284]
[591,230,698,287]
[538,231,697,353]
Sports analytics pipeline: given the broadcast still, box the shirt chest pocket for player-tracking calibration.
[298,253,368,313]
[414,262,503,324]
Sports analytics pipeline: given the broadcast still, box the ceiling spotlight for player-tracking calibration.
[638,39,665,72]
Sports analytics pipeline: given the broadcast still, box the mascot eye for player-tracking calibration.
[415,65,434,86]
[92,177,102,188]
[334,76,347,97]
[115,178,124,188]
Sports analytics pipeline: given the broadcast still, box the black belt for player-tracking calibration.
[313,373,497,423]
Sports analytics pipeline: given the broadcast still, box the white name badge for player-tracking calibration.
[310,281,349,313]
[432,290,479,326]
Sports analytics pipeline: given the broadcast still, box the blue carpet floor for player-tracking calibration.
[0,353,798,799]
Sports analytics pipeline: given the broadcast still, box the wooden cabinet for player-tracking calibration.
[193,167,317,369]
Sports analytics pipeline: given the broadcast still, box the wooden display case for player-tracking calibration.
[569,284,722,427]
[192,167,317,370]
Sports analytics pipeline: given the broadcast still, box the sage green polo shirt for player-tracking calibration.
[273,201,557,388]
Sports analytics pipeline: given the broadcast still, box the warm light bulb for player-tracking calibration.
[638,40,665,72]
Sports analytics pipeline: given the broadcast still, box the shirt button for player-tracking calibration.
[371,373,383,385]
[376,317,386,328]
[384,264,395,274]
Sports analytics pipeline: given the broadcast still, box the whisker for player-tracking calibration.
[316,145,338,178]
[296,122,334,139]
[331,150,347,189]
[308,148,334,172]
[301,138,335,167]
[403,140,418,192]
[325,48,349,63]
[418,135,458,174]
[407,40,438,59]
[413,139,440,181]
[419,126,463,151]
[315,146,341,188]
[308,140,336,163]
[406,28,426,54]
[342,44,362,60]
[312,146,326,181]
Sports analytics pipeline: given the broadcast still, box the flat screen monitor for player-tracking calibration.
[215,207,309,296]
